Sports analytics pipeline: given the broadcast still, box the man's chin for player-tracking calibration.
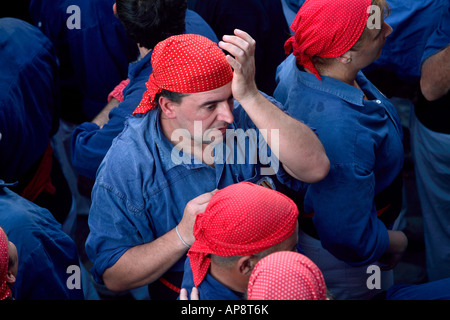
[202,129,226,145]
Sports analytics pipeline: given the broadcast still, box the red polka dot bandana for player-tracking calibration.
[247,251,327,300]
[187,182,298,287]
[133,34,233,115]
[284,0,371,80]
[0,229,11,300]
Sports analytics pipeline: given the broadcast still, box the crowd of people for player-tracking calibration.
[0,0,449,301]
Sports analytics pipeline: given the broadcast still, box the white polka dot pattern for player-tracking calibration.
[284,0,371,80]
[0,229,11,300]
[187,182,299,287]
[247,251,328,300]
[133,34,233,115]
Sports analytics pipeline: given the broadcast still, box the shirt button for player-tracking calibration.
[375,100,381,104]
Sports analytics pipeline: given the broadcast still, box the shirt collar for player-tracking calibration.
[0,180,17,188]
[149,109,208,172]
[289,55,365,107]
[128,50,153,81]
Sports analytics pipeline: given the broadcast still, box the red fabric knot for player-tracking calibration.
[187,182,299,287]
[0,228,11,300]
[247,251,328,300]
[284,0,371,80]
[133,34,233,115]
[107,79,130,103]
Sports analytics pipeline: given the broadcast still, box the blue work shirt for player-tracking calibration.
[0,18,59,183]
[86,95,300,285]
[413,2,450,134]
[71,9,218,179]
[364,0,446,82]
[180,257,242,300]
[420,2,450,65]
[0,181,84,300]
[274,55,404,266]
[29,0,139,122]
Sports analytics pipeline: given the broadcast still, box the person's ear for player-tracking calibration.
[336,51,353,64]
[112,3,117,16]
[237,255,255,276]
[159,96,178,119]
[6,271,15,286]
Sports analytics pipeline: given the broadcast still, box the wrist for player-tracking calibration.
[175,225,192,249]
[237,90,262,109]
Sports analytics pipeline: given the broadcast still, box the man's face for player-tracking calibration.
[169,82,234,146]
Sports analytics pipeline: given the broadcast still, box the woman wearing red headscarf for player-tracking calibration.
[274,0,407,300]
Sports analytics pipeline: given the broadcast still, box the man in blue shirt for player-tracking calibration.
[0,181,84,300]
[86,31,329,299]
[71,0,218,180]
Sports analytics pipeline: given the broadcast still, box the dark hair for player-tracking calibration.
[116,0,187,50]
[155,89,190,107]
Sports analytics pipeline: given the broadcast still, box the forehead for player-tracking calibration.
[180,82,232,106]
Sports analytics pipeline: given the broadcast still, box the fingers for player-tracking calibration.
[179,287,199,300]
[192,189,218,205]
[191,287,199,300]
[219,29,256,60]
[184,189,218,218]
[179,288,189,300]
[178,189,219,245]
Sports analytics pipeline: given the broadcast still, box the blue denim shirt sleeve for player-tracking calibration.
[71,100,136,179]
[85,122,157,283]
[420,3,450,66]
[86,177,147,284]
